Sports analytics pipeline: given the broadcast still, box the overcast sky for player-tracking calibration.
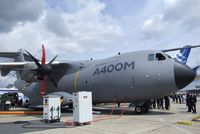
[1,0,200,87]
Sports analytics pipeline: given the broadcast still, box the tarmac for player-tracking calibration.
[0,100,200,134]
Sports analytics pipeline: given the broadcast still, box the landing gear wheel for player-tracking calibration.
[68,103,73,109]
[135,106,143,114]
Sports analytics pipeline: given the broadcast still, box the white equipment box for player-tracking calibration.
[73,92,92,124]
[43,95,61,123]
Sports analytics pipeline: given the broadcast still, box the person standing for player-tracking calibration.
[191,93,197,114]
[175,94,178,103]
[152,99,156,109]
[164,96,170,110]
[19,99,23,107]
[186,93,191,112]
[178,94,182,104]
[157,99,160,109]
[182,94,186,104]
[160,97,164,109]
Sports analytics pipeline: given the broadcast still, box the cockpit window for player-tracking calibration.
[148,54,154,61]
[167,54,172,59]
[163,53,172,59]
[167,55,172,59]
[156,53,166,61]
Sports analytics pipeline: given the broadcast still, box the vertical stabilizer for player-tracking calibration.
[15,49,25,62]
[174,45,191,64]
[15,49,25,79]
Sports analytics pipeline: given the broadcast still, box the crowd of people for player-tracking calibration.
[151,96,170,110]
[7,93,29,108]
[10,93,23,108]
[186,92,197,114]
[170,93,185,104]
[170,92,197,114]
[151,91,198,114]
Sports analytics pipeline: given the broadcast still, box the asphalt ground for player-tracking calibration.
[0,99,200,134]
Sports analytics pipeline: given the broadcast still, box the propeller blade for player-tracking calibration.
[40,76,46,97]
[41,45,46,65]
[48,55,58,65]
[25,50,41,68]
[26,45,58,96]
[48,74,58,87]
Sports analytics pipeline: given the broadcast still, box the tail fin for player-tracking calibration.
[15,49,25,62]
[0,49,25,76]
[15,49,25,79]
[174,45,191,64]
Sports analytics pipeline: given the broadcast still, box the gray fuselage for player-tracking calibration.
[59,50,177,103]
[15,50,195,106]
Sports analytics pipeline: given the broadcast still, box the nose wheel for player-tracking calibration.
[135,106,143,114]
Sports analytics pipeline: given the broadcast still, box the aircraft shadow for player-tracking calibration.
[145,110,174,115]
[0,120,76,134]
[92,108,174,115]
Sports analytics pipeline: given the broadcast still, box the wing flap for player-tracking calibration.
[0,62,26,76]
[0,62,26,70]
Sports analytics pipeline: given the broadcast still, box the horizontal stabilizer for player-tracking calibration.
[162,45,200,52]
[0,52,34,61]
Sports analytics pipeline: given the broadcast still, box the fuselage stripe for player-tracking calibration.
[74,71,80,92]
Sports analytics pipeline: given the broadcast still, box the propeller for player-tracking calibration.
[25,45,58,96]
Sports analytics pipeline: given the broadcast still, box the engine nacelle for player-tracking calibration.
[20,71,37,83]
[19,63,38,83]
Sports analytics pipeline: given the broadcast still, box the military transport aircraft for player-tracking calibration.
[0,45,199,114]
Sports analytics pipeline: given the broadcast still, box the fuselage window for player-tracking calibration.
[156,53,166,61]
[148,54,154,61]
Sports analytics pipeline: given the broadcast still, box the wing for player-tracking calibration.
[0,61,69,76]
[0,62,26,70]
[162,45,200,52]
[0,62,27,76]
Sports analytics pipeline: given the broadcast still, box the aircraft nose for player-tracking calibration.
[174,61,196,89]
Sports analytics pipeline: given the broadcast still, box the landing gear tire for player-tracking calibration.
[68,103,73,109]
[135,106,143,114]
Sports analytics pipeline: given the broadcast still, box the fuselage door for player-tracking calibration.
[155,53,166,85]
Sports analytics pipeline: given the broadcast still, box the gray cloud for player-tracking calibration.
[142,0,200,40]
[0,0,44,32]
[163,0,200,31]
[45,12,70,37]
[44,0,123,48]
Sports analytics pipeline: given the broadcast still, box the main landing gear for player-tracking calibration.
[129,100,150,114]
